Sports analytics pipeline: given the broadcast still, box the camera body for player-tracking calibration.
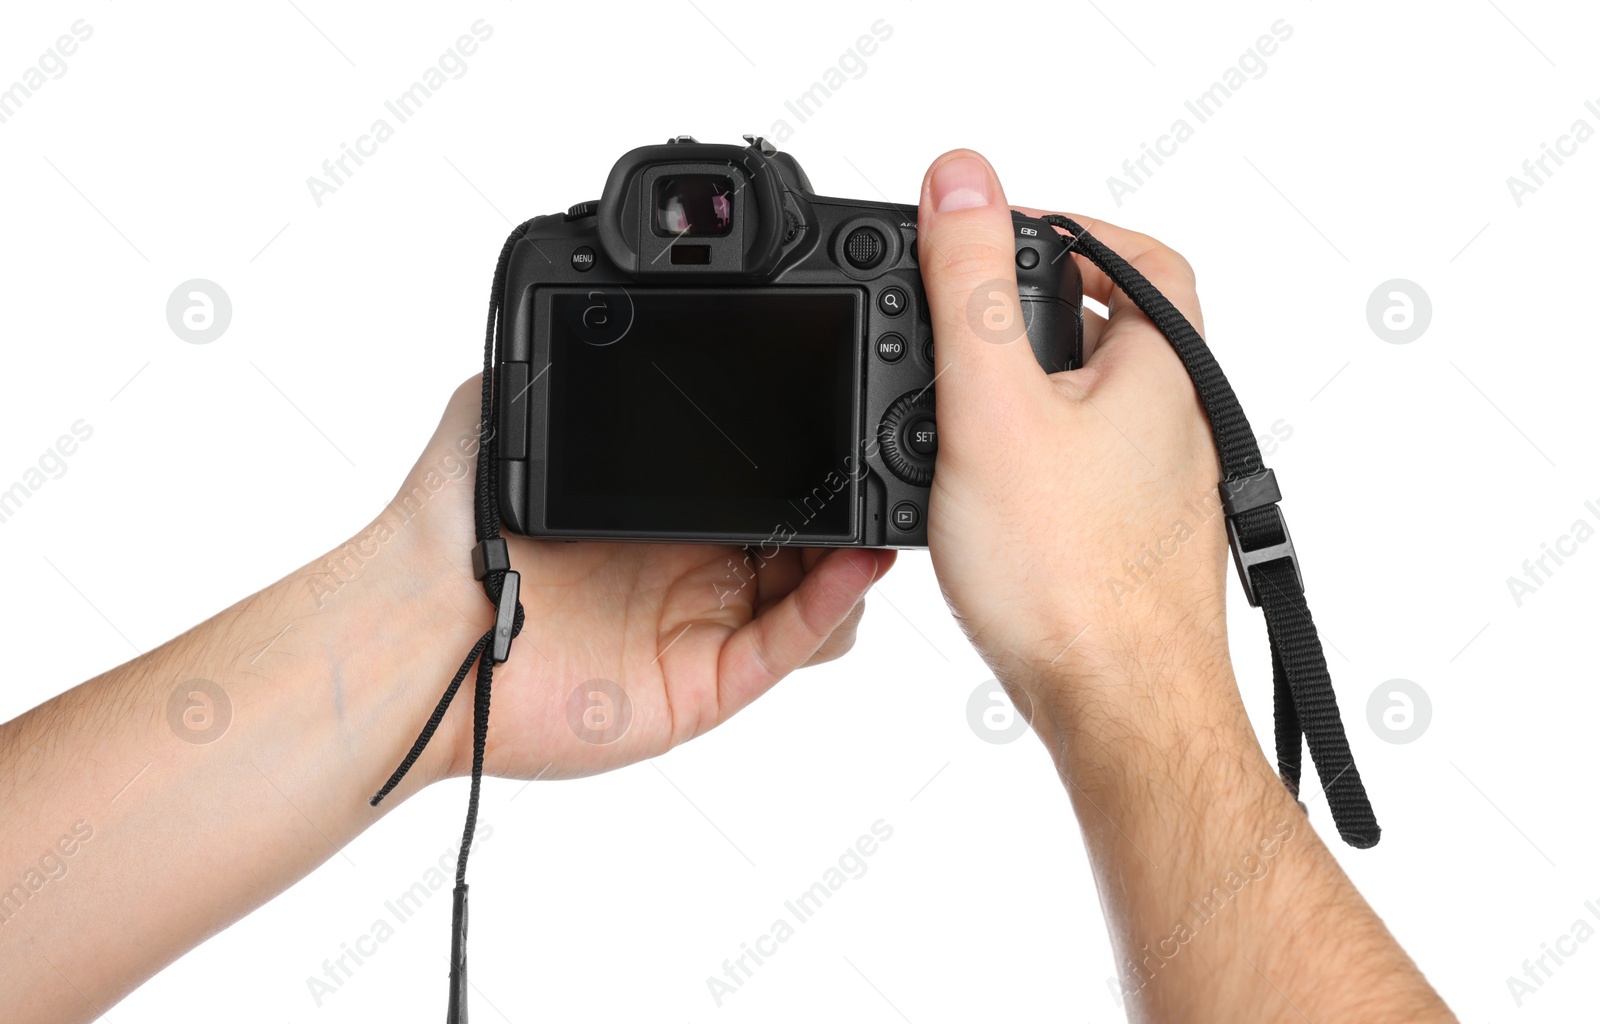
[495,136,1082,548]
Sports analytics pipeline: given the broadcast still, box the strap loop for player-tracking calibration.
[370,218,539,1023]
[1042,213,1379,849]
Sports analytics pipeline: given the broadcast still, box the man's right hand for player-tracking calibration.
[915,149,1234,726]
[913,149,1455,1023]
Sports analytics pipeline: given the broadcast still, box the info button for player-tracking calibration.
[876,333,907,363]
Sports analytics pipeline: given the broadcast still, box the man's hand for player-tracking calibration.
[394,378,897,783]
[917,149,1229,724]
[915,149,1455,1022]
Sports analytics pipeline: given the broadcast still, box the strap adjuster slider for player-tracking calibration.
[1221,471,1301,608]
[490,570,519,664]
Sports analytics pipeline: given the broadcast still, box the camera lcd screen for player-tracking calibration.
[544,289,860,540]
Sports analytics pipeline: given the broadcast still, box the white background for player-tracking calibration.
[2,1,1597,1020]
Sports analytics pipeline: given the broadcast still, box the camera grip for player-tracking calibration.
[1010,212,1083,375]
[1020,296,1081,374]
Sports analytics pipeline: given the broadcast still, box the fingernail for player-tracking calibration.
[930,154,996,213]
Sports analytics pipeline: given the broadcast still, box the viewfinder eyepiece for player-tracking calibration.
[655,175,734,237]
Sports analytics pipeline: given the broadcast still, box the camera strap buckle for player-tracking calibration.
[489,570,519,664]
[1220,470,1302,609]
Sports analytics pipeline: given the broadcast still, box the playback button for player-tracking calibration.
[891,501,921,532]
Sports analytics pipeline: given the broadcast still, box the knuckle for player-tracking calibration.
[1143,243,1195,287]
[793,583,843,643]
[747,627,784,684]
[810,617,861,667]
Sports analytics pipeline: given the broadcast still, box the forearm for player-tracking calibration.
[0,525,470,1023]
[0,372,888,1020]
[1026,636,1454,1023]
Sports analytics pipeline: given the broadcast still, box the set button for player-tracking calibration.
[906,416,937,457]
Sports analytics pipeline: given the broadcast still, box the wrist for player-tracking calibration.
[1009,616,1254,783]
[1027,660,1288,857]
[295,510,491,794]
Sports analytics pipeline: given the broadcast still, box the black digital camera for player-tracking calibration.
[494,136,1082,548]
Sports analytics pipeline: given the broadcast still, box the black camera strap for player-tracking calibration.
[1040,214,1380,850]
[369,211,1379,1022]
[368,219,536,1024]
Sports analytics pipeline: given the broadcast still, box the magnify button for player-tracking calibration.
[878,287,908,317]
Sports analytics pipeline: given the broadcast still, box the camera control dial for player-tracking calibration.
[878,390,938,485]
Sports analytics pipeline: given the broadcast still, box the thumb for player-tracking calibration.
[917,150,1044,429]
